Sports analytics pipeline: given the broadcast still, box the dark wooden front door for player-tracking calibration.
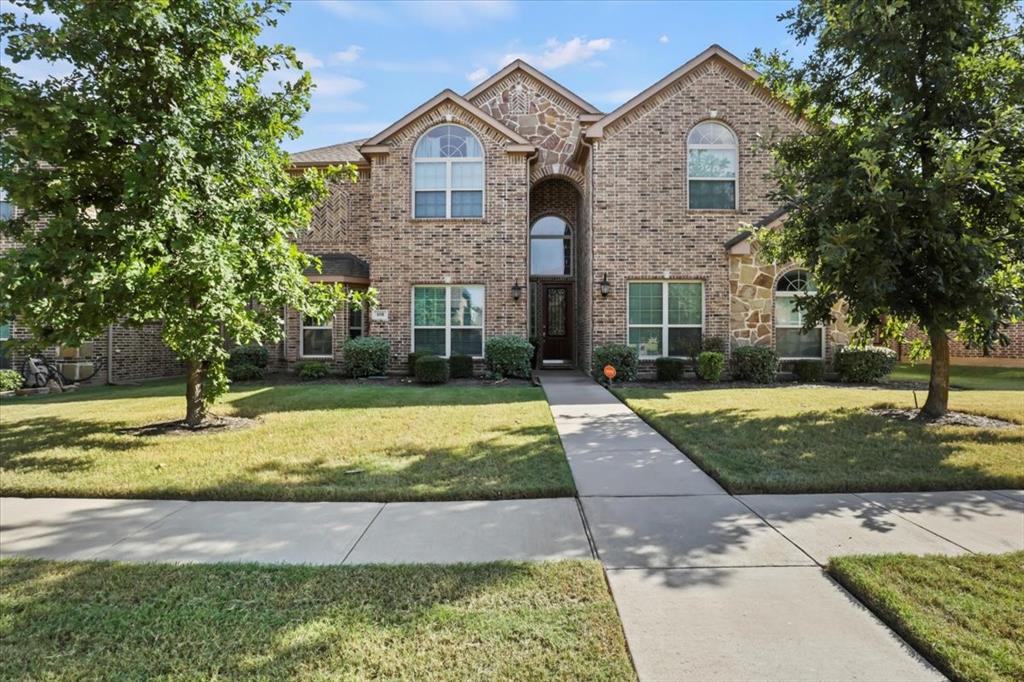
[541,283,573,362]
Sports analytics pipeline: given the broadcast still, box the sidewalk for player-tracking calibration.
[539,370,1022,682]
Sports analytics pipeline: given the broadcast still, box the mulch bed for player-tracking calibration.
[869,408,1018,430]
[119,415,259,437]
[243,374,534,388]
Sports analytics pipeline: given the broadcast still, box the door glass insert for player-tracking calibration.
[547,288,566,336]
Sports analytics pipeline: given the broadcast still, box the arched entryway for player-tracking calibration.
[529,177,581,367]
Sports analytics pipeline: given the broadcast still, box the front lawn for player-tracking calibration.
[615,385,1023,493]
[889,362,1024,391]
[0,558,635,681]
[0,380,574,502]
[830,552,1024,682]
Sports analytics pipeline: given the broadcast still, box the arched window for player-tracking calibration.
[530,216,571,276]
[775,270,823,359]
[413,124,484,218]
[687,121,737,210]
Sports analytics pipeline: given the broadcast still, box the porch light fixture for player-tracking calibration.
[599,273,610,297]
[511,280,523,301]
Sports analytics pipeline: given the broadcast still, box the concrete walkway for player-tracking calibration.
[539,371,1022,682]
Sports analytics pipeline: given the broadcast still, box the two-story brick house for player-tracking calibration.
[278,44,860,374]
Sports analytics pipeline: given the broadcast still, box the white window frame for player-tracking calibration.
[529,215,573,277]
[299,314,334,359]
[686,121,738,210]
[412,124,485,220]
[412,284,486,358]
[774,272,825,361]
[626,280,705,359]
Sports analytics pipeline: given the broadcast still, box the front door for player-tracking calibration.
[541,283,573,363]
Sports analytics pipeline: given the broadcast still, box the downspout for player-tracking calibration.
[106,324,114,384]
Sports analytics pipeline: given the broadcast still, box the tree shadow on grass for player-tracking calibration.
[0,559,627,680]
[0,416,146,475]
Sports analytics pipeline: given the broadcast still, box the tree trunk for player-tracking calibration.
[920,328,950,420]
[185,360,207,427]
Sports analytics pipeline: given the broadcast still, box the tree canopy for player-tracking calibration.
[752,0,1024,417]
[0,0,365,424]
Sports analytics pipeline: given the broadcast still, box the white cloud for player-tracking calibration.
[589,88,640,105]
[466,67,490,83]
[502,37,613,70]
[404,1,515,28]
[332,45,363,64]
[312,74,366,97]
[295,51,324,69]
[659,34,670,44]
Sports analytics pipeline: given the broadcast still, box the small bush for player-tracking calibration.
[449,354,474,379]
[731,346,777,384]
[407,352,423,377]
[228,344,268,370]
[697,352,725,383]
[295,360,329,381]
[834,345,897,383]
[655,357,687,381]
[343,337,389,377]
[485,335,533,379]
[226,363,264,382]
[592,344,639,382]
[702,336,727,353]
[791,360,825,383]
[415,355,449,384]
[0,369,22,391]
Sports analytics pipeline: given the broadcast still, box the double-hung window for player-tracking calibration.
[348,304,363,339]
[687,121,737,209]
[774,270,823,359]
[0,189,13,220]
[627,281,704,358]
[300,314,334,358]
[413,125,484,218]
[413,285,485,357]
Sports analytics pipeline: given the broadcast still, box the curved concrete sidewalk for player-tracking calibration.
[538,371,1022,682]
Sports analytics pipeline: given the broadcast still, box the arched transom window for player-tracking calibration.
[687,121,737,210]
[775,270,823,359]
[413,124,484,218]
[530,216,572,276]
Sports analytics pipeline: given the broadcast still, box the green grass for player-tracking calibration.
[0,380,574,502]
[614,385,1023,493]
[889,362,1024,391]
[0,558,635,681]
[830,552,1024,682]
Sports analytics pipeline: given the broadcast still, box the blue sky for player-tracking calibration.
[271,0,805,152]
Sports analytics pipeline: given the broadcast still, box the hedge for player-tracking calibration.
[343,337,389,377]
[731,346,777,384]
[655,357,686,381]
[228,344,268,370]
[791,359,825,383]
[696,351,725,383]
[226,363,264,382]
[0,369,22,391]
[415,355,449,384]
[592,344,639,382]
[407,352,423,377]
[295,360,329,381]
[449,354,474,379]
[834,346,896,383]
[485,335,532,379]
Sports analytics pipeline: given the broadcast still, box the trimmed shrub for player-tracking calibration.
[0,369,22,391]
[343,336,389,377]
[655,357,687,381]
[731,346,778,384]
[226,363,264,382]
[697,352,725,383]
[791,360,825,383]
[415,355,449,384]
[834,345,897,383]
[228,344,268,370]
[295,360,329,381]
[592,344,639,383]
[407,352,423,377]
[485,335,533,379]
[449,354,474,379]
[702,336,727,353]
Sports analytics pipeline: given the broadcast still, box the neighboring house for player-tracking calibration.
[2,44,1020,382]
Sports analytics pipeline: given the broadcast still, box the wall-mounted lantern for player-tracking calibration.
[599,273,610,297]
[512,280,523,301]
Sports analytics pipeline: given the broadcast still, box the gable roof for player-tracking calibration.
[361,89,531,150]
[464,59,602,114]
[289,139,368,167]
[587,44,762,139]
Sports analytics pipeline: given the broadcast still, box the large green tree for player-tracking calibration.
[0,0,365,425]
[752,0,1024,417]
